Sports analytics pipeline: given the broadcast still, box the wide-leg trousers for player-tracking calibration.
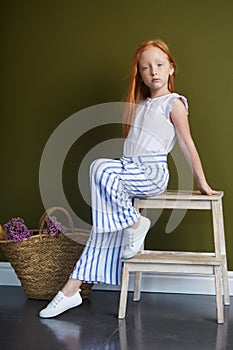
[70,154,169,285]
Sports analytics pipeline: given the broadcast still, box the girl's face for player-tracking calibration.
[138,46,174,98]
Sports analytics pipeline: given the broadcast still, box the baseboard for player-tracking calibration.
[1,262,233,296]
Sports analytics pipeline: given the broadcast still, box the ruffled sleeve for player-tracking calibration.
[166,93,188,119]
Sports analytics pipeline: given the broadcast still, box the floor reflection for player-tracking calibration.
[215,306,231,350]
[118,303,143,350]
[118,300,231,350]
[40,319,81,350]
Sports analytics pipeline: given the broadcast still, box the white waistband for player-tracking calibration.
[121,154,167,164]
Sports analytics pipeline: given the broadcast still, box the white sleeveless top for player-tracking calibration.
[123,93,188,157]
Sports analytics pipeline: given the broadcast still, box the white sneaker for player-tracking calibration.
[122,216,151,259]
[39,290,82,318]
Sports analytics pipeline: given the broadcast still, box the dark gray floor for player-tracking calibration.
[0,286,232,350]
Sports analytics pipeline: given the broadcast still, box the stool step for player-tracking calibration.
[122,251,222,265]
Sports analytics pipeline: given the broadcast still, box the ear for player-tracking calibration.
[169,65,174,76]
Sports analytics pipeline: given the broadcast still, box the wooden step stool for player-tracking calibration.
[118,190,230,323]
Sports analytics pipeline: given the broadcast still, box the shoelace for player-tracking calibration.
[49,293,64,309]
[128,231,135,248]
[47,289,81,310]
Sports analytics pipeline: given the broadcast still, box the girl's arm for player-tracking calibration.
[170,99,219,195]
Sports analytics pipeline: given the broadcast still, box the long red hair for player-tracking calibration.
[123,39,176,137]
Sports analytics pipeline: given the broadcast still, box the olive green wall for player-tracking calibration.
[1,0,233,268]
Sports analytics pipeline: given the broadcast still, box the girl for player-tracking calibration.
[39,39,218,318]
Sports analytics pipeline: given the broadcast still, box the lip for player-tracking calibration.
[152,78,160,82]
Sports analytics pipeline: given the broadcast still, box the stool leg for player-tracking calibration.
[222,265,230,306]
[212,200,230,306]
[214,265,224,324]
[134,272,142,301]
[118,263,130,319]
[217,199,230,305]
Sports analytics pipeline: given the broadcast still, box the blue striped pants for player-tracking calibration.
[70,154,169,285]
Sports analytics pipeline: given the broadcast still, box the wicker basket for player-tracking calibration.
[0,207,93,300]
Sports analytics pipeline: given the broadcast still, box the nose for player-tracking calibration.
[151,67,157,76]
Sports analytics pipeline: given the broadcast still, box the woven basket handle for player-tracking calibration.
[38,206,75,236]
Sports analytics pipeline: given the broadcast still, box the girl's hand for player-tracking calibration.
[197,181,220,196]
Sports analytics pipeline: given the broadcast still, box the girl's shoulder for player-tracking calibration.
[167,92,189,111]
[167,92,188,111]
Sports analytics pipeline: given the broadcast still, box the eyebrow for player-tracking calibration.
[139,59,166,65]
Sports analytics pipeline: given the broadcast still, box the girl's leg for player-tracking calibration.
[38,228,125,318]
[70,227,125,285]
[39,157,168,318]
[90,158,141,233]
[90,157,168,233]
[61,278,83,297]
[88,157,168,260]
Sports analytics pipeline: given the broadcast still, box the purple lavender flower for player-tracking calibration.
[43,216,68,236]
[3,218,31,243]
[3,215,69,243]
